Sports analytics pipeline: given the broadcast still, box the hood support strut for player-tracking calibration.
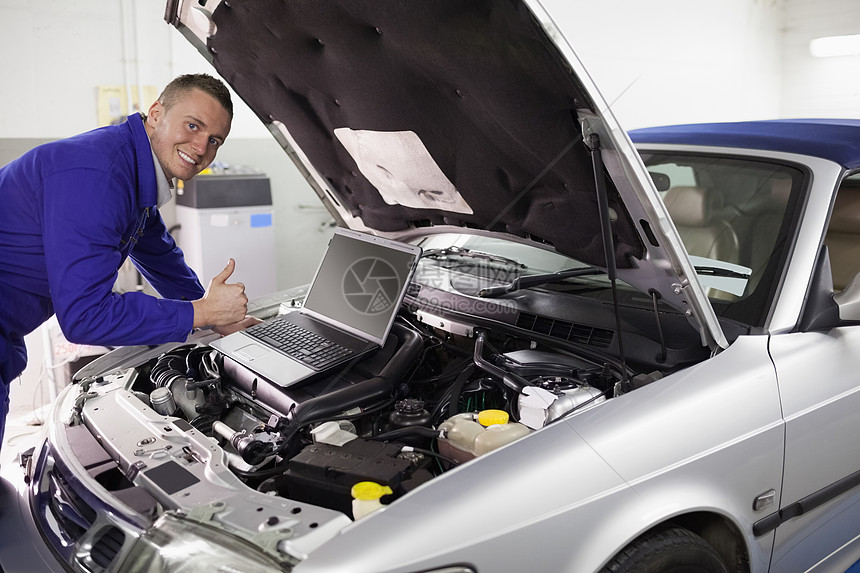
[588,134,631,392]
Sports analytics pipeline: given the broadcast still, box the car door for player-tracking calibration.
[767,328,860,572]
[766,177,860,572]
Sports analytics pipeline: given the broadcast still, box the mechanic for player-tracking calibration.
[0,73,253,451]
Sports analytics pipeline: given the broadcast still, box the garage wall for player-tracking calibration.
[780,0,860,118]
[0,1,267,140]
[545,0,784,128]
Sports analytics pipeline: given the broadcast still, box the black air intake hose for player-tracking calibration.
[472,330,528,393]
[288,322,423,428]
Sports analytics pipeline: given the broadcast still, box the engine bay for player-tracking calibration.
[69,299,652,526]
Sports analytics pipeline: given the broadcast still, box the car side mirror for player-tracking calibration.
[833,272,860,321]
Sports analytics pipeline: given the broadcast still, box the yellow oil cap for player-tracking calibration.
[478,409,509,427]
[351,481,393,501]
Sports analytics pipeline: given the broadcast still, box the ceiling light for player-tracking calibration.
[809,34,860,58]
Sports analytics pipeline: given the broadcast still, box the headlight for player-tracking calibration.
[119,512,291,573]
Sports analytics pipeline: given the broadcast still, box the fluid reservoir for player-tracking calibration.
[149,387,177,416]
[389,398,432,429]
[351,481,393,520]
[437,409,530,463]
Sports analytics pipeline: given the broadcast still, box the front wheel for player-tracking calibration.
[601,527,729,573]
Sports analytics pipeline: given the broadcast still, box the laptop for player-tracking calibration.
[211,227,422,388]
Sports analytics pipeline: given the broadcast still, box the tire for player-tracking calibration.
[601,527,729,573]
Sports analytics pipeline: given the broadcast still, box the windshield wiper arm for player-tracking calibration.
[478,267,603,298]
[422,247,527,269]
[694,266,750,279]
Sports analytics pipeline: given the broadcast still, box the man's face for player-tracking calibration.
[145,88,231,181]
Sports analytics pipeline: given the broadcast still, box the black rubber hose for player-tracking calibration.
[446,364,476,419]
[371,425,441,442]
[472,331,529,393]
[151,348,192,387]
[221,357,300,416]
[289,322,424,427]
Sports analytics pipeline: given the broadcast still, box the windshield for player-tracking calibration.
[644,152,806,327]
[412,234,638,300]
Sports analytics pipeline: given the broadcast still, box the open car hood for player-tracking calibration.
[166,0,726,350]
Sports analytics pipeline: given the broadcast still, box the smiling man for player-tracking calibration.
[145,75,230,182]
[0,74,251,451]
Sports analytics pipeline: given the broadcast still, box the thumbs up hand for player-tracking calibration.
[192,259,249,328]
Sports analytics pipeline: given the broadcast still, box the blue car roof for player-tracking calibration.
[628,118,860,170]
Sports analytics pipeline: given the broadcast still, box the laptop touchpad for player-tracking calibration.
[236,343,269,361]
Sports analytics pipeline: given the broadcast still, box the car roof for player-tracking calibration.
[628,118,860,170]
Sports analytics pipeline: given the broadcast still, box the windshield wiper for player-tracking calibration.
[422,247,527,269]
[694,266,750,279]
[478,267,603,298]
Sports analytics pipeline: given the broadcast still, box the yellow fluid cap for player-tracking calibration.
[351,481,393,501]
[478,409,509,427]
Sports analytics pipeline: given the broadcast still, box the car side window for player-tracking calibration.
[642,152,803,328]
[824,175,860,292]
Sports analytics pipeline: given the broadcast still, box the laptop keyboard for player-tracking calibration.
[246,317,353,370]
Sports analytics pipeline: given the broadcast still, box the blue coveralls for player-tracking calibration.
[0,113,206,449]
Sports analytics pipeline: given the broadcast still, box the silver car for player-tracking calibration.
[3,1,860,572]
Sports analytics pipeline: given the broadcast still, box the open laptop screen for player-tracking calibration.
[300,229,420,346]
